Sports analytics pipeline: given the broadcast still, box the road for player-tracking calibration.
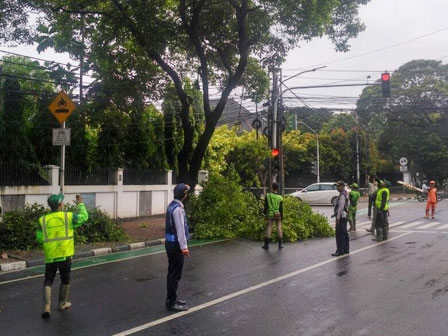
[1,200,448,336]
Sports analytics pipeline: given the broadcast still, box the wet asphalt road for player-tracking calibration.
[2,200,448,336]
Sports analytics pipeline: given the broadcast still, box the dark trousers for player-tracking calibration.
[335,218,349,253]
[165,241,184,307]
[368,195,374,217]
[44,259,72,286]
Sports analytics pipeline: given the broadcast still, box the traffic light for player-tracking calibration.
[310,161,317,175]
[381,72,391,98]
[272,148,280,173]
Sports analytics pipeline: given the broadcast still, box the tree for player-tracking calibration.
[284,107,333,132]
[357,59,448,181]
[5,0,370,187]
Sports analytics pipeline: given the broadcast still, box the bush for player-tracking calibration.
[0,203,126,251]
[187,173,265,240]
[187,173,334,242]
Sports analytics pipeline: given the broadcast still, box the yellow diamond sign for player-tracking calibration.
[49,91,77,124]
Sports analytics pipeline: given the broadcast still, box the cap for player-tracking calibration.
[430,180,436,184]
[350,183,358,189]
[174,183,191,199]
[47,194,64,209]
[379,180,386,186]
[334,181,345,187]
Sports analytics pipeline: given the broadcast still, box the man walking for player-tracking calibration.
[348,183,360,232]
[373,180,390,242]
[165,183,191,312]
[332,181,349,256]
[262,182,284,250]
[366,175,377,219]
[37,194,88,318]
[425,181,438,219]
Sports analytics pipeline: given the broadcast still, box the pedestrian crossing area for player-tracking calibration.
[353,219,448,231]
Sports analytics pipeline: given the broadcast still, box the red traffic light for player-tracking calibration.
[271,148,279,157]
[381,73,390,81]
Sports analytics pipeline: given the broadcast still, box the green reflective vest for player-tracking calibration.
[266,192,283,217]
[39,211,75,262]
[375,188,390,210]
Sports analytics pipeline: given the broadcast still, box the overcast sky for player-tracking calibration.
[2,0,448,111]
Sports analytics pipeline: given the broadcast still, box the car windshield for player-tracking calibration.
[306,185,320,191]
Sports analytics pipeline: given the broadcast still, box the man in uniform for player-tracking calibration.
[262,182,284,250]
[373,180,390,242]
[332,181,349,256]
[165,183,191,312]
[348,183,361,232]
[37,194,88,318]
[425,180,438,219]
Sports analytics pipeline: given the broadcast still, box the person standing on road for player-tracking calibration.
[425,181,438,219]
[373,180,390,242]
[332,181,349,256]
[262,182,284,250]
[37,194,88,318]
[366,187,378,234]
[348,183,361,232]
[366,175,377,219]
[165,183,191,312]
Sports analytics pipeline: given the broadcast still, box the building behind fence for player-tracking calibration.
[0,166,207,219]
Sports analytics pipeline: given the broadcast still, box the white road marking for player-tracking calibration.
[112,232,413,336]
[400,221,424,229]
[388,221,405,228]
[436,224,448,230]
[418,222,441,229]
[357,221,371,227]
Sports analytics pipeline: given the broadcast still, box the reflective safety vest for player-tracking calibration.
[375,188,390,211]
[39,212,75,261]
[266,193,283,217]
[165,201,189,242]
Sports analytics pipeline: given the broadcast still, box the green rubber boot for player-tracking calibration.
[58,284,72,311]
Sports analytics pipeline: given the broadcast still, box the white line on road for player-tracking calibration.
[388,221,405,228]
[436,224,448,230]
[112,231,413,336]
[356,221,371,227]
[400,221,424,229]
[418,222,441,229]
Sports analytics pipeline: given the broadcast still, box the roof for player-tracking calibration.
[211,98,255,133]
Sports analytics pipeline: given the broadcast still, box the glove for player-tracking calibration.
[181,249,190,257]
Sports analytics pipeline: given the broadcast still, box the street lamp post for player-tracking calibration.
[297,121,320,184]
[272,66,326,149]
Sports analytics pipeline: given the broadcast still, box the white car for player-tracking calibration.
[290,182,346,206]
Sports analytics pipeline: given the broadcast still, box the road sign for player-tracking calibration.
[400,165,408,172]
[49,91,76,124]
[52,128,71,146]
[399,157,408,166]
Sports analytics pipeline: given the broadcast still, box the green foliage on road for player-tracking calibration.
[0,204,126,250]
[188,174,333,242]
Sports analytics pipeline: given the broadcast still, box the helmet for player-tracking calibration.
[350,183,358,189]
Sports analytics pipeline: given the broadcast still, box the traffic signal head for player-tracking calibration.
[310,161,317,175]
[272,148,279,157]
[272,148,280,173]
[381,72,391,98]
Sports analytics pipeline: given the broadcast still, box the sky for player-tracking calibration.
[2,0,448,112]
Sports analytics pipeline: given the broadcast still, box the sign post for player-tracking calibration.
[49,91,77,195]
[399,157,409,196]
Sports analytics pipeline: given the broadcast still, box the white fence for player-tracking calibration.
[0,166,206,219]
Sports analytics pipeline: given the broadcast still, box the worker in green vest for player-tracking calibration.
[37,194,88,318]
[373,180,390,242]
[262,183,284,250]
[348,183,361,232]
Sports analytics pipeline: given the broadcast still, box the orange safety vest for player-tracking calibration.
[428,188,437,202]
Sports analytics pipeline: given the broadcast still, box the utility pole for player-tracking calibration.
[271,70,279,186]
[355,112,360,185]
[279,68,285,195]
[79,14,85,116]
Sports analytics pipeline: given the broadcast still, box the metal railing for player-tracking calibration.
[65,169,115,185]
[0,166,50,186]
[123,169,167,185]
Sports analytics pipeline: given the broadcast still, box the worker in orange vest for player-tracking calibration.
[425,181,438,219]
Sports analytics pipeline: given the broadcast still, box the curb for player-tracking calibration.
[1,239,165,272]
[1,261,27,272]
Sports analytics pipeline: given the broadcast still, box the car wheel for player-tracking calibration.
[331,197,338,206]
